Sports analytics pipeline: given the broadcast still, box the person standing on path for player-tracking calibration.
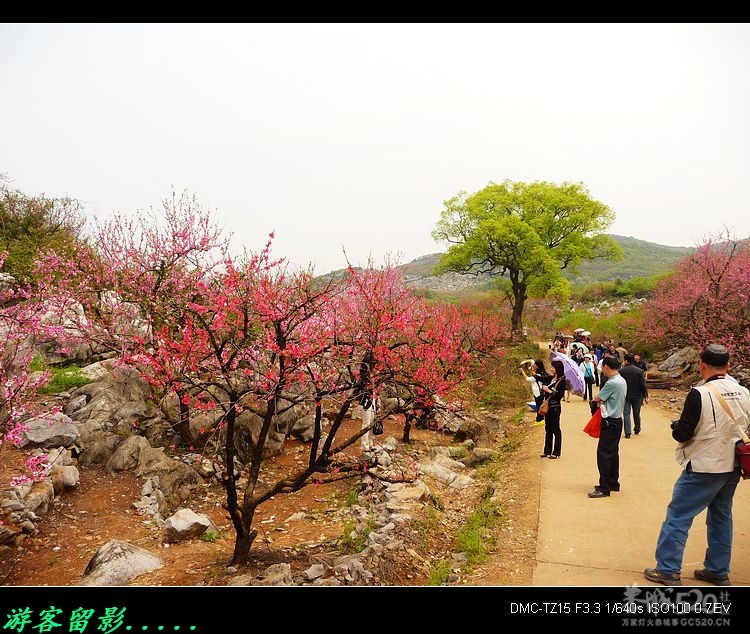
[620,354,649,438]
[520,359,551,423]
[539,359,566,459]
[644,343,750,587]
[588,355,627,498]
[634,353,648,379]
[615,342,629,363]
[581,354,597,402]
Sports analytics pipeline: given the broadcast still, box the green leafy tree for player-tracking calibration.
[0,175,85,285]
[432,180,622,336]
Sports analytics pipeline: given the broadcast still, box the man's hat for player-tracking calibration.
[700,343,730,367]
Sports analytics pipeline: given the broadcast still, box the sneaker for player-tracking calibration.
[694,568,731,586]
[644,567,682,586]
[588,489,609,498]
[539,454,549,458]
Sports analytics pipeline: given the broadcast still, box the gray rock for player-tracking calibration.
[18,413,79,448]
[163,508,219,543]
[79,540,163,586]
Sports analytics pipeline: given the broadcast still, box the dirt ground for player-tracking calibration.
[0,408,540,587]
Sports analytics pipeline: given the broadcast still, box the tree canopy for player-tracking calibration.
[0,176,85,285]
[432,180,622,335]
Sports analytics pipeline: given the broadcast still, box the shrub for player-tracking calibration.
[428,560,451,586]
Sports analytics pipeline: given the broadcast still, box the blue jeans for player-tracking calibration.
[655,467,741,575]
[623,397,642,436]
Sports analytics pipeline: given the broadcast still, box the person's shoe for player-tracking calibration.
[588,489,609,498]
[644,567,682,586]
[694,568,731,586]
[634,430,640,435]
[611,484,620,492]
[624,434,631,438]
[539,454,549,458]
[548,455,559,459]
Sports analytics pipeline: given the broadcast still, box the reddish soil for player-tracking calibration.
[1,413,511,586]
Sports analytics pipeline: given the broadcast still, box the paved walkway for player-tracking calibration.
[532,393,750,586]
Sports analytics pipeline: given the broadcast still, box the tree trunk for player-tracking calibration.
[511,296,525,339]
[402,413,413,443]
[231,528,257,565]
[172,387,193,445]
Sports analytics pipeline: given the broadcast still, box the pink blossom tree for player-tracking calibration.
[642,233,750,357]
[36,190,230,445]
[0,253,58,486]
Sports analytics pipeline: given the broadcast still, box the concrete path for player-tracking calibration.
[532,393,750,586]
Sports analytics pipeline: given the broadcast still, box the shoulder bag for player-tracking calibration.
[706,383,750,479]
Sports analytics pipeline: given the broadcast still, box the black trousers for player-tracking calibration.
[596,416,622,493]
[543,408,562,457]
[584,378,594,401]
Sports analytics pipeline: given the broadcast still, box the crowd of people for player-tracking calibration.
[521,334,750,587]
[520,330,650,458]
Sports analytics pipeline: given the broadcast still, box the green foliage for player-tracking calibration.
[428,559,451,586]
[344,486,361,507]
[338,514,377,554]
[200,530,221,542]
[0,180,86,285]
[573,272,669,301]
[553,306,657,358]
[30,357,92,395]
[455,498,501,568]
[432,180,621,333]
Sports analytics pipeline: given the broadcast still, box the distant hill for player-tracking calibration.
[563,235,693,287]
[398,235,692,292]
[320,235,693,294]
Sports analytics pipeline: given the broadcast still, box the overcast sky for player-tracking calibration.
[2,23,749,273]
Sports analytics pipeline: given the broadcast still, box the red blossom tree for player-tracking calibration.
[37,196,508,563]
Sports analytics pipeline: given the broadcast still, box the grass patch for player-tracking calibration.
[428,559,451,586]
[455,496,501,568]
[200,530,221,543]
[344,485,361,507]
[338,514,376,554]
[30,357,93,395]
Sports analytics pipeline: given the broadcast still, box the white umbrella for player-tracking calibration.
[574,328,586,334]
[581,331,591,336]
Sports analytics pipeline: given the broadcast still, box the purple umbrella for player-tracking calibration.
[551,351,586,397]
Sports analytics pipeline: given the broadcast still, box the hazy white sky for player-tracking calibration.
[2,23,749,273]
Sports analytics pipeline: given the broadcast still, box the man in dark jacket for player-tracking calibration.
[620,354,649,438]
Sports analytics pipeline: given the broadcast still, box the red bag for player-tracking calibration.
[736,442,750,480]
[583,407,602,438]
